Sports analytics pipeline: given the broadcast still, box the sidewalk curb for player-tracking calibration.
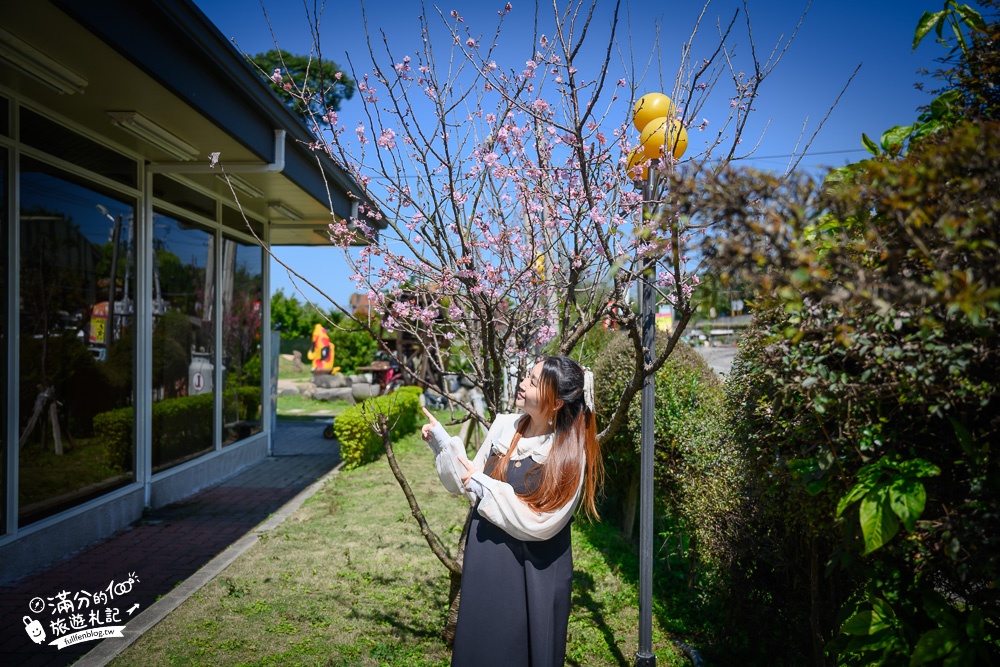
[74,460,344,667]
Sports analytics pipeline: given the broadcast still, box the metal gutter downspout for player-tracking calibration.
[147,129,287,175]
[139,129,285,507]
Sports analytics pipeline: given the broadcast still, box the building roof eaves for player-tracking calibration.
[52,0,382,228]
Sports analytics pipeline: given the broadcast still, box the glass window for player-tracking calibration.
[151,212,216,472]
[221,237,263,445]
[0,148,7,536]
[0,95,8,137]
[20,109,137,188]
[152,174,216,220]
[221,203,263,239]
[18,157,135,527]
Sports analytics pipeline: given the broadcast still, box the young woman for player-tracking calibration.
[422,356,603,667]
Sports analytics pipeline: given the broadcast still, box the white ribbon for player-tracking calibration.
[583,367,595,411]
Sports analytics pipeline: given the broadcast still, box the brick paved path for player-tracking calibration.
[0,420,339,666]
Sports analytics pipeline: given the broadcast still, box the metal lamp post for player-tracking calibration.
[628,93,687,667]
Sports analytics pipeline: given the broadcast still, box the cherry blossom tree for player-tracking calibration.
[229,0,834,642]
[268,0,828,423]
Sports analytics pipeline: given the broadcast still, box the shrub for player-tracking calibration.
[152,393,214,468]
[705,123,1000,665]
[95,388,263,472]
[592,330,726,557]
[232,385,262,421]
[152,309,193,398]
[334,388,422,469]
[93,406,135,473]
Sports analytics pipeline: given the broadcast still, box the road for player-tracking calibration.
[694,345,738,378]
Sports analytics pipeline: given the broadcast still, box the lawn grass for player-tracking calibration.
[276,354,352,417]
[278,353,315,381]
[276,394,351,417]
[110,417,688,667]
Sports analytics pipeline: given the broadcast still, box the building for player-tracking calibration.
[0,0,377,583]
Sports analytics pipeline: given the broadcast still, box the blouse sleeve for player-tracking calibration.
[425,422,473,498]
[426,416,509,501]
[470,466,583,542]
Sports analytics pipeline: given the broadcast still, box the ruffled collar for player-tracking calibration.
[491,413,553,463]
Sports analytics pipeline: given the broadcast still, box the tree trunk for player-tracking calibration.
[378,419,472,645]
[49,401,64,455]
[444,569,463,647]
[19,387,54,449]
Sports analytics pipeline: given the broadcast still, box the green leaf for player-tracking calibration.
[860,487,899,554]
[950,17,965,44]
[942,644,974,667]
[930,90,962,119]
[871,596,896,622]
[837,478,875,516]
[786,457,818,476]
[950,417,974,458]
[861,132,880,156]
[881,125,913,151]
[824,166,850,185]
[966,609,984,641]
[910,627,960,665]
[841,610,876,636]
[805,478,827,495]
[896,458,941,478]
[955,4,987,32]
[888,477,926,532]
[840,599,896,648]
[914,10,945,50]
[791,268,811,285]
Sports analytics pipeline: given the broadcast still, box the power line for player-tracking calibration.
[733,148,869,161]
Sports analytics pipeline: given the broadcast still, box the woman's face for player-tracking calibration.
[515,361,549,421]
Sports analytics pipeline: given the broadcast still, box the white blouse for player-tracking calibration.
[426,413,583,542]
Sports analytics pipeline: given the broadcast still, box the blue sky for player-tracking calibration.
[194,0,952,307]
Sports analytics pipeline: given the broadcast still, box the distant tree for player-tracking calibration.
[270,288,312,339]
[327,320,378,375]
[252,50,355,123]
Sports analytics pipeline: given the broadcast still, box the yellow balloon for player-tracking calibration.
[639,118,688,160]
[625,147,649,181]
[632,93,674,132]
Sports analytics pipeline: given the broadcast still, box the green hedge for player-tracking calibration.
[334,387,422,469]
[94,386,263,472]
[593,331,723,536]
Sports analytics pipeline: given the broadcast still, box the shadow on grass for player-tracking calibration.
[572,569,630,666]
[353,607,446,642]
[576,519,715,660]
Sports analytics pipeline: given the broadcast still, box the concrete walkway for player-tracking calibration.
[0,419,341,666]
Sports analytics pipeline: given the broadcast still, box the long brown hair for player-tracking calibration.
[489,356,603,519]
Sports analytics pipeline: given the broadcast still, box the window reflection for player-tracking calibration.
[0,147,7,536]
[18,158,135,527]
[221,238,262,445]
[151,212,215,471]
